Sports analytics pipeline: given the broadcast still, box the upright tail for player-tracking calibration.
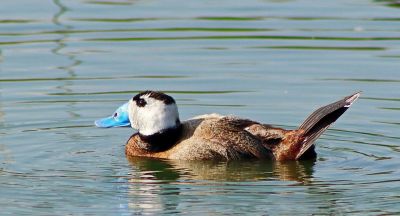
[295,92,361,159]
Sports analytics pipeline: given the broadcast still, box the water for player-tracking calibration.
[1,0,400,214]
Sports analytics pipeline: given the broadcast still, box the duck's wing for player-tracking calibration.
[177,116,273,160]
[245,124,288,145]
[209,117,274,160]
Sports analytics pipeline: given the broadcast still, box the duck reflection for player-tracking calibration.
[124,157,181,214]
[124,156,315,214]
[0,88,13,166]
[127,156,315,183]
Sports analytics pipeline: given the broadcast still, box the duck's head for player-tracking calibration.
[128,91,180,136]
[95,91,180,136]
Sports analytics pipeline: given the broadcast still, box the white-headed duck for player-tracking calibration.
[95,91,360,161]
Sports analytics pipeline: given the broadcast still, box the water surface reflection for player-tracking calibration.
[123,157,315,214]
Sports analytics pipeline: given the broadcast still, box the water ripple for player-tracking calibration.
[0,75,188,83]
[86,35,400,42]
[48,90,251,96]
[319,78,400,83]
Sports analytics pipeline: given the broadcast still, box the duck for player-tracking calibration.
[95,91,360,161]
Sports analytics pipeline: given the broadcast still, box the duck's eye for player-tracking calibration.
[137,98,147,107]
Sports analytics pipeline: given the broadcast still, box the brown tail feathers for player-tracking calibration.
[295,92,361,159]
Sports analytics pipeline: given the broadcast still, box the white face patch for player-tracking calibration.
[128,94,179,136]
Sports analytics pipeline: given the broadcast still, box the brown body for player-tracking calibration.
[126,114,306,161]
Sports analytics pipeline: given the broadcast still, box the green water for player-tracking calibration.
[1,0,400,215]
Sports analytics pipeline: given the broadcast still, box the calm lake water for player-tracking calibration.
[1,0,400,215]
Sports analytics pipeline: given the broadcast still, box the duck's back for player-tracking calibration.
[126,114,275,160]
[168,115,275,160]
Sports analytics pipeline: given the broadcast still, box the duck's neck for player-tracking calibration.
[137,123,183,152]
